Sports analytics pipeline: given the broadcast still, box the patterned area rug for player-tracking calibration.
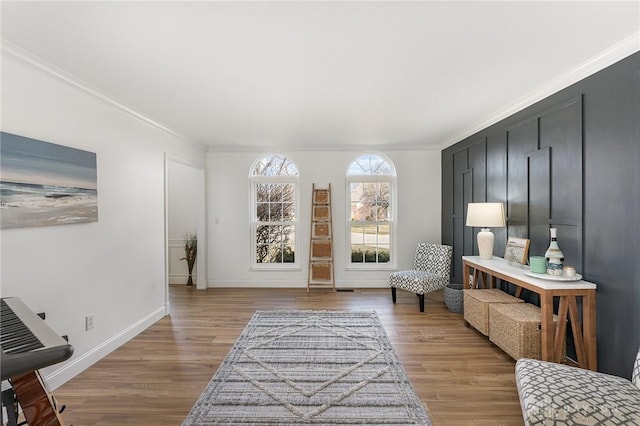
[183,311,432,425]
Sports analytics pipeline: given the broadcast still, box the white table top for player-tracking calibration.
[462,256,597,290]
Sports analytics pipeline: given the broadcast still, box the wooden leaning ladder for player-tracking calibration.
[307,184,335,292]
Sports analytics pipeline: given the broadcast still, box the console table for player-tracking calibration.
[462,256,597,371]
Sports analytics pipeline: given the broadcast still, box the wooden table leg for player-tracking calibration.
[583,291,598,370]
[568,296,587,368]
[475,271,490,288]
[540,292,555,362]
[473,269,481,288]
[514,286,522,298]
[462,262,471,327]
[463,262,470,288]
[554,297,569,363]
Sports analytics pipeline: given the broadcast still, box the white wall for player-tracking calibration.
[207,149,441,288]
[0,53,205,388]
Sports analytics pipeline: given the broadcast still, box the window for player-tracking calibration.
[250,154,298,268]
[346,154,396,268]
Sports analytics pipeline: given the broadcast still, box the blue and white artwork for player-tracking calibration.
[1,132,98,229]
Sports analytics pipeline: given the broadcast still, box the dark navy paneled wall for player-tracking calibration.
[441,52,639,377]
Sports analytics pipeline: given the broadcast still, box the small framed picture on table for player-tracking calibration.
[504,237,530,265]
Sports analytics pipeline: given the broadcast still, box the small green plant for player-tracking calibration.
[351,248,390,263]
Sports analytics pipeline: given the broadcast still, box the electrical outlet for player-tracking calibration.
[85,314,94,331]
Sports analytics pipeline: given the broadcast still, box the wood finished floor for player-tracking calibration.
[53,286,524,425]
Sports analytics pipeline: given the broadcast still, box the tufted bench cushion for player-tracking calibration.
[515,348,640,425]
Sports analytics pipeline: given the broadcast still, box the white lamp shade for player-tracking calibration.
[466,202,505,260]
[465,203,506,228]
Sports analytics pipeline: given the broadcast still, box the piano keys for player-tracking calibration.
[1,297,74,381]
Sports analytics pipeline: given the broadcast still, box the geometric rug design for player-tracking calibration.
[183,311,433,425]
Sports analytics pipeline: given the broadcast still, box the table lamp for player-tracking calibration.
[466,202,506,260]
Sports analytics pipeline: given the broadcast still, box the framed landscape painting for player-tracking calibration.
[504,236,530,265]
[0,132,98,229]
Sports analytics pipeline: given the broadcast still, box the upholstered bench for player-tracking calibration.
[515,347,640,425]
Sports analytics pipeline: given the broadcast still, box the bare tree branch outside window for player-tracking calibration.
[252,155,297,265]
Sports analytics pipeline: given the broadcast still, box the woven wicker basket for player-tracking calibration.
[463,289,523,336]
[489,303,564,360]
[444,283,464,313]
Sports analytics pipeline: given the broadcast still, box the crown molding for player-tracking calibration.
[1,40,206,151]
[4,30,637,155]
[205,140,442,153]
[440,31,640,150]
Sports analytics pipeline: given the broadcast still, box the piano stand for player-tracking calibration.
[2,386,20,426]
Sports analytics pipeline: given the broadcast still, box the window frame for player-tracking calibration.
[345,154,397,270]
[249,156,300,270]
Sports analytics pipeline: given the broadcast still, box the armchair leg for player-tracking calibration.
[391,287,396,303]
[418,294,425,312]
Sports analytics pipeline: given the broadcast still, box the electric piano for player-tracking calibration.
[1,297,74,381]
[1,297,74,426]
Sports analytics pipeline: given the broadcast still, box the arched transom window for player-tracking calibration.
[250,154,299,268]
[346,153,396,268]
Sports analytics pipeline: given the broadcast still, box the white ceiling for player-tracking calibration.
[1,1,639,151]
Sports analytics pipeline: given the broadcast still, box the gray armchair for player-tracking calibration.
[389,243,452,312]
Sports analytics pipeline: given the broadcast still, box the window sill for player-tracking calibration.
[345,264,397,271]
[250,265,301,272]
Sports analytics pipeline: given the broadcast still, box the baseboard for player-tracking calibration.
[338,280,389,289]
[44,306,166,390]
[169,274,196,285]
[206,279,390,289]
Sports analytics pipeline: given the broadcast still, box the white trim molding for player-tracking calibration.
[45,306,166,390]
[1,39,204,151]
[206,279,390,288]
[441,32,640,149]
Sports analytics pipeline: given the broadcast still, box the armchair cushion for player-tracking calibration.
[516,355,640,425]
[389,270,448,295]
